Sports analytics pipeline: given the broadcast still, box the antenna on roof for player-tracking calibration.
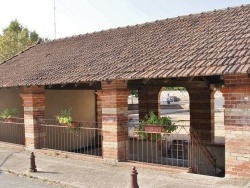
[54,0,57,39]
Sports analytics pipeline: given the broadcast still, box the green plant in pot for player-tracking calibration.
[137,111,177,141]
[0,108,18,123]
[55,108,73,126]
[55,108,80,130]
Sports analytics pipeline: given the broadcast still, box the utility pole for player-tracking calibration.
[54,0,56,39]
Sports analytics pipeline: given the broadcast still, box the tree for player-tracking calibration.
[0,20,39,62]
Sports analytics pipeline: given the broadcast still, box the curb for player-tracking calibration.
[0,168,77,188]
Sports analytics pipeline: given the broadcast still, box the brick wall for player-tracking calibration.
[138,87,161,120]
[20,86,45,149]
[97,80,129,162]
[96,90,102,126]
[187,85,215,142]
[220,74,250,179]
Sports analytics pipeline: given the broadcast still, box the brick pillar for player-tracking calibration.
[96,90,103,144]
[138,87,161,120]
[20,86,45,149]
[96,90,102,127]
[187,85,215,143]
[96,80,129,162]
[220,74,250,179]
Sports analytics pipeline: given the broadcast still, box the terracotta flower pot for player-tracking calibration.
[70,121,80,128]
[3,118,16,123]
[144,125,162,133]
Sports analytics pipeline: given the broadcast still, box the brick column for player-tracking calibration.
[96,80,129,162]
[20,86,45,149]
[220,74,250,179]
[138,87,161,120]
[187,84,215,143]
[96,90,102,127]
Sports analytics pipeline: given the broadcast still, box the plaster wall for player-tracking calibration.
[0,88,23,117]
[45,90,96,122]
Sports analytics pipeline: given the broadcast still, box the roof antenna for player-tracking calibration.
[54,0,57,39]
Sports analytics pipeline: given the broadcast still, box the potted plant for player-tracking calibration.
[55,108,80,128]
[137,111,177,140]
[0,108,18,123]
[55,108,73,126]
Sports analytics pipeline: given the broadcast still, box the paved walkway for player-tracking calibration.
[0,144,249,188]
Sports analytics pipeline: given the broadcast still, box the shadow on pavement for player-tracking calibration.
[35,171,61,174]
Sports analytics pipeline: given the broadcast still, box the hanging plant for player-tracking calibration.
[137,111,177,141]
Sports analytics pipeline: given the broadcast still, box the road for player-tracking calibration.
[0,172,62,188]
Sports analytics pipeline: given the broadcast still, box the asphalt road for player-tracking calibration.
[0,172,61,188]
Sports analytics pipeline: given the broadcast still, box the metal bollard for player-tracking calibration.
[29,152,37,172]
[129,166,139,188]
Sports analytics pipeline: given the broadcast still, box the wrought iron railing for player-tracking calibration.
[38,119,102,157]
[128,123,190,168]
[128,121,217,176]
[190,128,216,176]
[0,118,25,145]
[0,117,217,176]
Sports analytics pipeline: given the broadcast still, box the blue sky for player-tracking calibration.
[1,0,250,39]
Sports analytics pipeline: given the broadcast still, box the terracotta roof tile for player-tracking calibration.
[1,4,250,87]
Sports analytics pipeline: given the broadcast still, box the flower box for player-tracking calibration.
[3,117,16,123]
[60,121,80,128]
[70,121,80,128]
[144,125,162,133]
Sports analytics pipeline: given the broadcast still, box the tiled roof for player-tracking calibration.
[1,5,250,87]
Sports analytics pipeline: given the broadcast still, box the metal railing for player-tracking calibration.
[128,123,190,168]
[190,128,217,176]
[128,121,217,176]
[38,119,102,157]
[0,118,25,145]
[0,116,216,175]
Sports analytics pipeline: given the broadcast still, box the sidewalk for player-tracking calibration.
[0,144,249,188]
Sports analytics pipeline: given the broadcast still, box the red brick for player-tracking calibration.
[138,87,161,120]
[97,81,129,162]
[222,76,250,179]
[20,86,45,149]
[188,86,214,142]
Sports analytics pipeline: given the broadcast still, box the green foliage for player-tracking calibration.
[130,90,138,98]
[67,125,81,134]
[0,108,18,119]
[55,108,73,125]
[164,87,186,91]
[137,111,177,141]
[0,20,40,62]
[140,111,173,128]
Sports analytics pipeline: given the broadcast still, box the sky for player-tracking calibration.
[1,0,250,39]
